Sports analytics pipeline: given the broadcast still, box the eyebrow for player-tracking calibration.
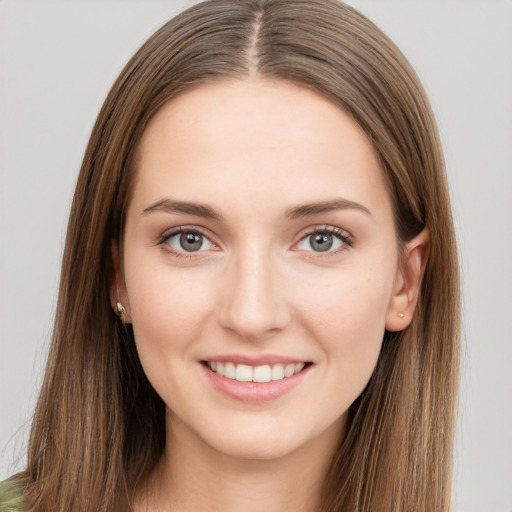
[285,198,372,219]
[141,197,371,221]
[142,198,224,221]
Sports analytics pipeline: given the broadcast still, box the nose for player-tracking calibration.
[216,247,291,341]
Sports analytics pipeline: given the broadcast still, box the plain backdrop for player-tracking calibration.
[1,1,511,511]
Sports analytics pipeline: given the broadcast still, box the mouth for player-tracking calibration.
[202,360,311,383]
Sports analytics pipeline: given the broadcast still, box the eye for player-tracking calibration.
[295,227,351,254]
[162,228,216,254]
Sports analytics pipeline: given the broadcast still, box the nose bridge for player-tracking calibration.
[217,241,289,340]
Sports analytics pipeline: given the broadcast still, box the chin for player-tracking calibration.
[208,434,306,461]
[191,414,345,463]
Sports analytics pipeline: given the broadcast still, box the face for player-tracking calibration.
[116,79,413,461]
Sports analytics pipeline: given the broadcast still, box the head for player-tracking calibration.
[25,1,460,511]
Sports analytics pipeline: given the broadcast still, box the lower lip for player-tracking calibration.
[202,364,310,403]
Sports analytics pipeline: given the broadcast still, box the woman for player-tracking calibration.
[0,0,460,511]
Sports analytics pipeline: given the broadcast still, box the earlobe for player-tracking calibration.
[385,228,429,332]
[110,241,132,323]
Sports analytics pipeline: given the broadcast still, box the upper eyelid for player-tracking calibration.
[160,225,216,242]
[296,224,352,241]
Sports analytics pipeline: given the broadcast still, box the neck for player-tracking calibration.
[136,411,345,512]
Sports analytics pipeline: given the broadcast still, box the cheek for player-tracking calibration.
[125,262,214,361]
[299,263,392,334]
[124,263,220,410]
[294,265,394,389]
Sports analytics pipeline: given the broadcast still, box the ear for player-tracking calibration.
[385,228,429,332]
[110,241,132,323]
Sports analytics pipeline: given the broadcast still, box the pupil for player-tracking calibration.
[311,233,333,252]
[180,232,203,252]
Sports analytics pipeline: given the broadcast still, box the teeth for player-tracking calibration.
[235,364,253,382]
[253,365,271,383]
[284,363,295,377]
[271,364,284,380]
[207,361,306,382]
[224,362,236,379]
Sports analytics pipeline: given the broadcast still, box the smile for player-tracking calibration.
[202,359,312,403]
[206,361,306,383]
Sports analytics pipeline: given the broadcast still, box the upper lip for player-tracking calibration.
[201,354,311,365]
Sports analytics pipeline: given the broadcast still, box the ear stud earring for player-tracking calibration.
[398,313,404,318]
[116,302,126,316]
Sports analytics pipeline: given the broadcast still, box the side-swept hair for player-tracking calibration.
[20,1,460,511]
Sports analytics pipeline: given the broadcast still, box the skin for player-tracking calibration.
[112,79,428,511]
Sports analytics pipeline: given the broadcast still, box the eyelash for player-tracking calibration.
[157,225,353,259]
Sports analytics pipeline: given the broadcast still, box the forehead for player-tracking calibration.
[130,78,392,221]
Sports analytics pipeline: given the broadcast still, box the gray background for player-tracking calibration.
[1,1,511,510]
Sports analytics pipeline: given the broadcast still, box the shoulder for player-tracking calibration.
[0,479,24,512]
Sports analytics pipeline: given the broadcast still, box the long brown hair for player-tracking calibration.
[20,1,460,510]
